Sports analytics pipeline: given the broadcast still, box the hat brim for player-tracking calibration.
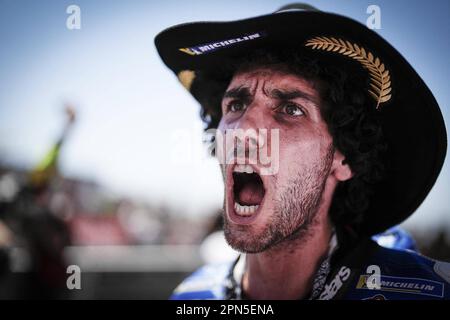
[155,10,447,236]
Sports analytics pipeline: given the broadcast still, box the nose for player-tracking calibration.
[228,102,267,157]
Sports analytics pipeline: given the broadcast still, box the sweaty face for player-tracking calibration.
[218,67,336,253]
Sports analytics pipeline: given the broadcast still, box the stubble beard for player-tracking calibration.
[223,146,334,253]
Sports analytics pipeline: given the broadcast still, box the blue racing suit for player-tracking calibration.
[171,229,450,300]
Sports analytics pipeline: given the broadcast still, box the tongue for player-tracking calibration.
[238,181,264,205]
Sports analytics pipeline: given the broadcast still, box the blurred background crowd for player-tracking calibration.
[0,0,449,299]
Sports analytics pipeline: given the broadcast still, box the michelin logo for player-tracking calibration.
[356,274,444,298]
[179,32,264,56]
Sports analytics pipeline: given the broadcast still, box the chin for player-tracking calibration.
[223,207,280,254]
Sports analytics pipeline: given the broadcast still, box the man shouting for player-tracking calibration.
[155,3,449,300]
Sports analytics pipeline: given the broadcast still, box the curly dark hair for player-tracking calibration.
[190,47,387,231]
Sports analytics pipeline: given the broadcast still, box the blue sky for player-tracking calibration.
[0,0,449,229]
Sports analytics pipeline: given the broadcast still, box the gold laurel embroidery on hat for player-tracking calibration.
[177,70,196,91]
[305,36,392,109]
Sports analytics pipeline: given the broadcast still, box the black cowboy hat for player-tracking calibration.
[154,3,447,236]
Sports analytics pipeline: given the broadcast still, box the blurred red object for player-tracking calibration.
[68,214,131,245]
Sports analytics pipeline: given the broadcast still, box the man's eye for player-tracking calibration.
[280,103,304,116]
[228,101,246,112]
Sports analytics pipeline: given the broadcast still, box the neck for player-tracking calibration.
[242,212,333,300]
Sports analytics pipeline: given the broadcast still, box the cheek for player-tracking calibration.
[277,128,332,174]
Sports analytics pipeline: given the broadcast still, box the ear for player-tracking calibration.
[331,149,353,182]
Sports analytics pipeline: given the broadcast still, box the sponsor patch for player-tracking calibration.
[179,32,265,56]
[319,266,351,300]
[356,274,444,298]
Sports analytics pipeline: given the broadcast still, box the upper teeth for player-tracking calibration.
[233,164,254,174]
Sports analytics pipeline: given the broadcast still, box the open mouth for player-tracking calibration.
[232,164,266,217]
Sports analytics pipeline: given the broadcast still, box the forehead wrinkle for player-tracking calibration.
[254,78,260,97]
[238,66,317,90]
[261,79,272,99]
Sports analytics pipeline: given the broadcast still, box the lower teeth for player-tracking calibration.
[234,202,259,216]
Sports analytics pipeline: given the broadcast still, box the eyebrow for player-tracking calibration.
[269,88,318,106]
[224,86,317,102]
[222,86,253,101]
